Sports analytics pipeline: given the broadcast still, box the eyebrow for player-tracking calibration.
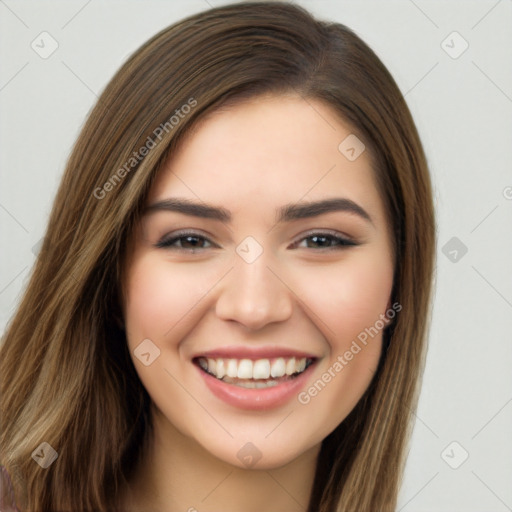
[143,197,373,225]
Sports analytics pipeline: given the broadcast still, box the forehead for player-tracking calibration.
[148,94,385,225]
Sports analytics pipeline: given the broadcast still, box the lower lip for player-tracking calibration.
[195,363,315,411]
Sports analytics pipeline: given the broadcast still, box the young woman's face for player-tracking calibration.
[123,94,395,469]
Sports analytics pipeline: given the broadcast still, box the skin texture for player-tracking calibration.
[121,94,395,512]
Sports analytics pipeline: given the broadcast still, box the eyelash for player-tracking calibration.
[155,230,358,252]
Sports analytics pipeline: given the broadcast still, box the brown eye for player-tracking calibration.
[295,233,357,250]
[155,232,214,250]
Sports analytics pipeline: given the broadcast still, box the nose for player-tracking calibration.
[215,253,293,331]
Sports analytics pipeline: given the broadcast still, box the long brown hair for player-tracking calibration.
[0,2,435,510]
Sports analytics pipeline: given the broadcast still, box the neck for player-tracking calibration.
[122,406,320,512]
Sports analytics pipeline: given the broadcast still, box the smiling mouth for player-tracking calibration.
[194,356,315,389]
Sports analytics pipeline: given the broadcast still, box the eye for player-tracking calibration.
[155,231,216,251]
[292,232,357,250]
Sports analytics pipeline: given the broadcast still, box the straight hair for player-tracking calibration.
[0,2,436,510]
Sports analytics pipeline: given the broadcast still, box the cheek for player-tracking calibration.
[125,259,178,346]
[291,255,392,430]
[123,255,213,348]
[122,256,220,423]
[295,255,394,346]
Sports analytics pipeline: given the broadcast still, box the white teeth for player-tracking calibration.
[222,377,279,389]
[254,380,278,388]
[253,359,271,379]
[285,357,296,375]
[197,356,311,381]
[207,358,217,374]
[270,357,286,378]
[216,359,226,379]
[296,358,306,373]
[226,359,238,378]
[237,359,253,379]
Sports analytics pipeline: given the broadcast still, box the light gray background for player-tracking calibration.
[1,1,511,510]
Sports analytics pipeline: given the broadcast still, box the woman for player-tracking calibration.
[0,2,436,511]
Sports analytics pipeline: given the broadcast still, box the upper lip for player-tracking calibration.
[192,346,318,360]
